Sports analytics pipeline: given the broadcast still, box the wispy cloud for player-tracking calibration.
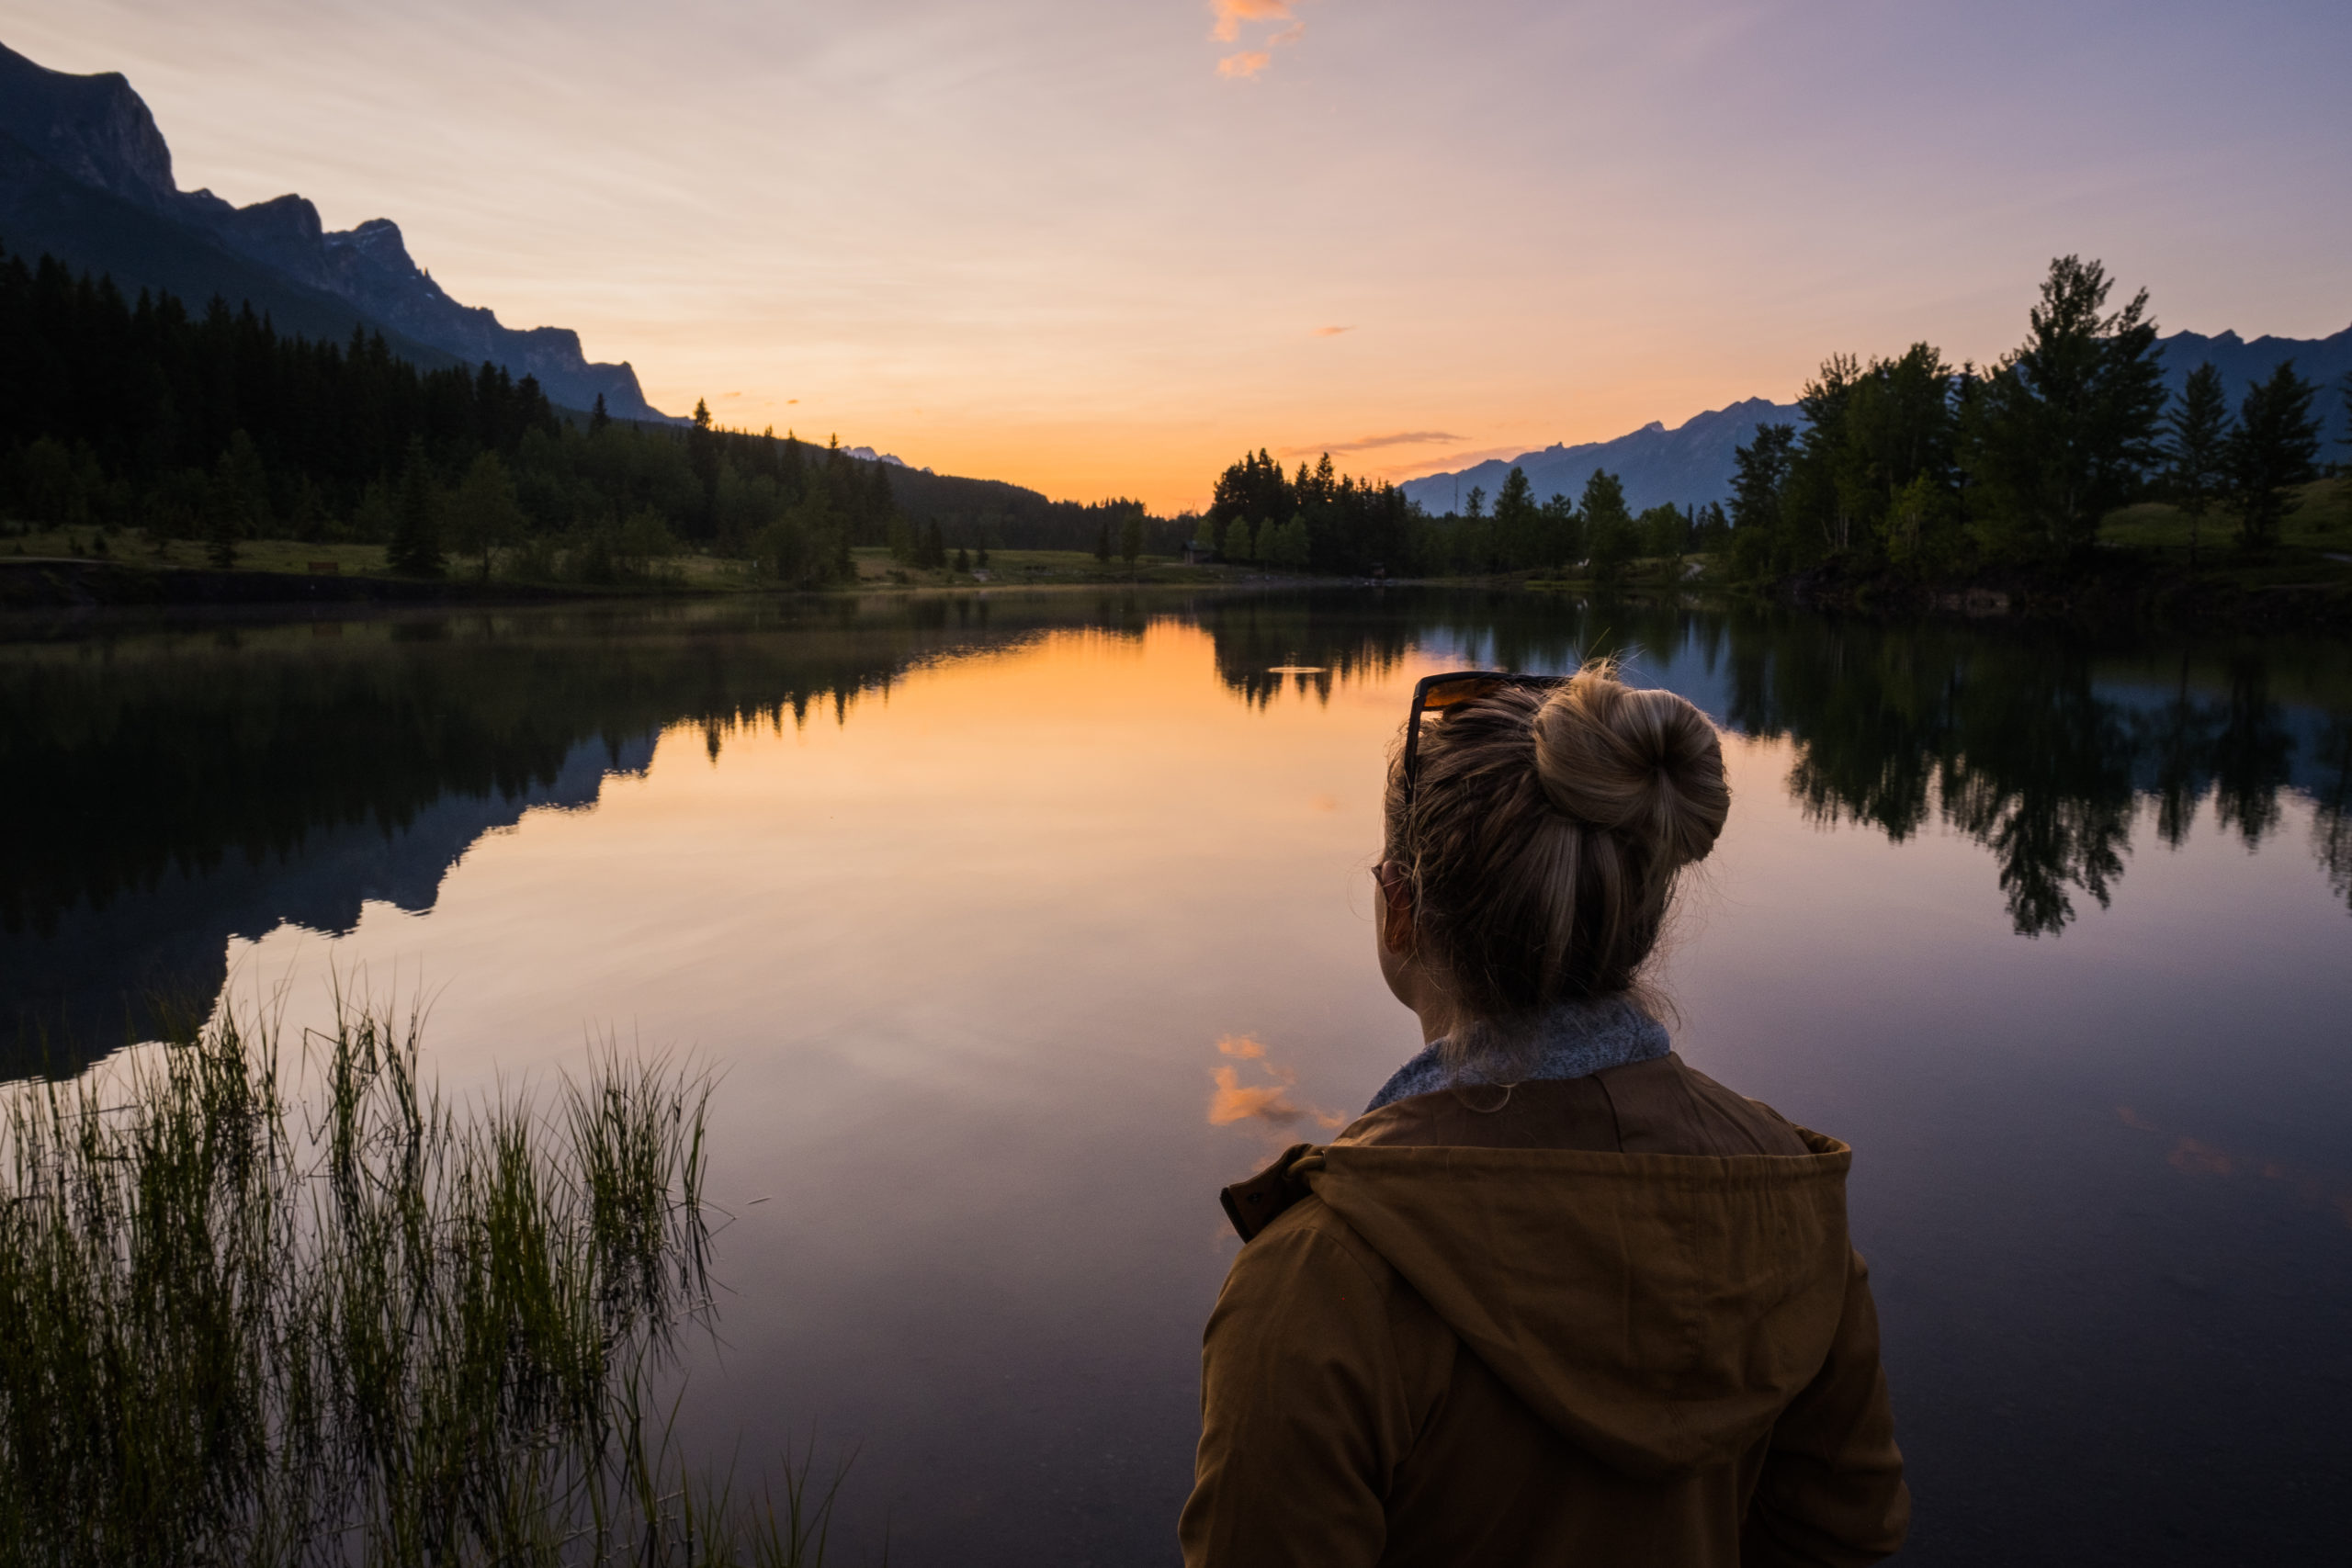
[1313,324,1351,336]
[1281,430,1467,457]
[1217,50,1272,79]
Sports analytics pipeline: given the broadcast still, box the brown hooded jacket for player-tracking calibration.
[1180,1052,1908,1567]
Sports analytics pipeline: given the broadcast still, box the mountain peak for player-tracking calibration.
[0,41,175,209]
[0,38,675,422]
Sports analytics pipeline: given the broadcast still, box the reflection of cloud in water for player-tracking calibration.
[1208,1035,1345,1132]
[2117,1106,2352,1228]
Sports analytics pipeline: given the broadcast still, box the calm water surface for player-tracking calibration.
[6,591,2350,1563]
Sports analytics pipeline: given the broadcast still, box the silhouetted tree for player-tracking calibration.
[1727,422,1795,579]
[2228,360,2323,553]
[2162,363,2233,569]
[387,441,444,578]
[1582,471,1635,586]
[1959,255,2165,559]
[449,451,524,582]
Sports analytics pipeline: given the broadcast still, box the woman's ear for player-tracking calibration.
[1374,861,1417,957]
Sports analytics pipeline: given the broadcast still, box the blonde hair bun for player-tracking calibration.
[1530,670,1729,868]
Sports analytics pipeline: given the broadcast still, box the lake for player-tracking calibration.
[6,589,2349,1564]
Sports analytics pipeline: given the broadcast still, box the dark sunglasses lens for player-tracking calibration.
[1419,675,1507,711]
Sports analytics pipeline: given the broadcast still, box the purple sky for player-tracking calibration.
[6,0,2346,506]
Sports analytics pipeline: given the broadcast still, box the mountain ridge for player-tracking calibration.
[0,40,675,422]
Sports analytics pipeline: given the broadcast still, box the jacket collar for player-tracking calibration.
[1364,995,1669,1113]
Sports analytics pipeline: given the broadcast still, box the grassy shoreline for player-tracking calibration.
[8,476,2350,632]
[0,1003,839,1566]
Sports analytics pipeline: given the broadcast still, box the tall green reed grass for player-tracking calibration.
[0,1003,840,1566]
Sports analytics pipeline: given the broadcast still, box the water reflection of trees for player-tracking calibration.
[1193,591,2352,936]
[9,588,2347,1068]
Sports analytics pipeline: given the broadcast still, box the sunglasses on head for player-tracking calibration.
[1398,670,1571,806]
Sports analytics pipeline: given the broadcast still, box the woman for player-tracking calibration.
[1181,666,1908,1567]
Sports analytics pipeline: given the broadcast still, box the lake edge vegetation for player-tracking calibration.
[0,997,842,1566]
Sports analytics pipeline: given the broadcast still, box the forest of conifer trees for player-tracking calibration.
[0,243,1190,583]
[1722,256,2349,582]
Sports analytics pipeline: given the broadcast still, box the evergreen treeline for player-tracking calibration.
[1195,446,1726,581]
[1724,255,2348,580]
[1207,256,2346,584]
[0,243,1193,581]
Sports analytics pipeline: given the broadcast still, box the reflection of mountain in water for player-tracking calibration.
[1190,592,2352,937]
[6,735,652,1062]
[0,595,1159,1075]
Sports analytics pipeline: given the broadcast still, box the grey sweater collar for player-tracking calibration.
[1364,996,1670,1113]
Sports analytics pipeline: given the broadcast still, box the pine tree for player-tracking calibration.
[201,472,243,570]
[449,451,525,582]
[1581,470,1635,585]
[1958,256,2165,559]
[1119,508,1144,565]
[1094,521,1112,562]
[2162,363,2233,569]
[202,432,269,569]
[2228,361,2323,553]
[590,393,611,435]
[953,546,970,572]
[387,441,445,578]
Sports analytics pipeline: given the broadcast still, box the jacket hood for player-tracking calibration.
[1293,1129,1854,1480]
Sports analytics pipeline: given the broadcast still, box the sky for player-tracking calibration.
[6,0,2350,512]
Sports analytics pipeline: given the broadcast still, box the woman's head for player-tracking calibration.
[1376,663,1729,1035]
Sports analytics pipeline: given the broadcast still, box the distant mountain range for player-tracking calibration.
[1402,326,2352,516]
[0,40,674,422]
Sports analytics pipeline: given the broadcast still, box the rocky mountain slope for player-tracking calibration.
[1398,397,1801,516]
[0,40,673,421]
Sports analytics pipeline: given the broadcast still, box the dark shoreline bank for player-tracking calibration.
[10,550,2350,639]
[0,558,624,612]
[1771,552,2352,636]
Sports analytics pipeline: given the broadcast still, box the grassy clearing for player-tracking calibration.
[0,1003,840,1566]
[2098,476,2352,572]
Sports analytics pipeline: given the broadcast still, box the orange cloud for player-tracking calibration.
[1314,325,1352,336]
[1217,50,1272,79]
[1216,1034,1268,1059]
[1209,0,1294,44]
